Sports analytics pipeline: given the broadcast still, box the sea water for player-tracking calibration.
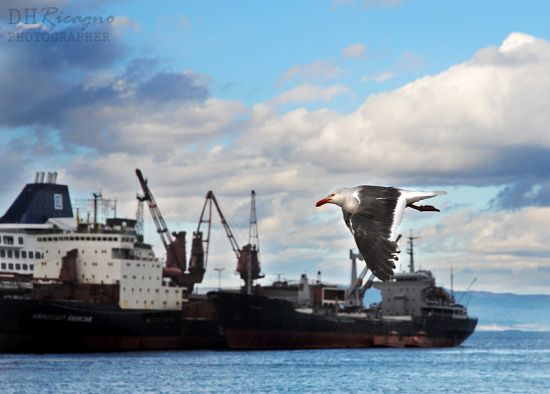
[0,331,548,393]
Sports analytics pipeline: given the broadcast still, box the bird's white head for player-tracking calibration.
[315,188,346,208]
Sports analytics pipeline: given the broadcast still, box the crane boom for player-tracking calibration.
[196,191,241,266]
[135,168,173,252]
[249,190,259,250]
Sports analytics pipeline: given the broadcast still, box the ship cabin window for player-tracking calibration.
[22,264,28,270]
[18,237,23,245]
[8,263,13,270]
[1,263,5,269]
[7,250,13,258]
[0,250,4,258]
[86,237,91,241]
[30,264,33,270]
[69,237,74,241]
[47,237,52,242]
[29,251,34,259]
[14,251,19,259]
[22,251,27,259]
[15,263,21,270]
[3,236,13,245]
[112,248,130,259]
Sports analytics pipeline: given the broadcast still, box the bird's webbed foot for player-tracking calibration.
[407,204,440,212]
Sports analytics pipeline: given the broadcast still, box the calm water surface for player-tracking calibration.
[1,331,549,393]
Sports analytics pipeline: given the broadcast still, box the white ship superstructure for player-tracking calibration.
[0,172,74,280]
[32,218,184,310]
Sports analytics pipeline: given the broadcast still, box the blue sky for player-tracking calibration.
[2,0,550,294]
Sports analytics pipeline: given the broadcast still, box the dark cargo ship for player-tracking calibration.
[0,172,226,352]
[210,244,477,349]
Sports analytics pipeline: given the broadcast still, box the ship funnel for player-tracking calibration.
[34,172,39,183]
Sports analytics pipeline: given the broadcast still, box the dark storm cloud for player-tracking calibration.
[491,180,550,210]
[484,146,550,209]
[489,146,550,179]
[0,23,209,131]
[0,23,125,127]
[137,72,209,103]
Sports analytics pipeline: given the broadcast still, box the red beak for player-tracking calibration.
[316,197,331,207]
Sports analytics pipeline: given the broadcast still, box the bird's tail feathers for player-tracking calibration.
[401,189,446,204]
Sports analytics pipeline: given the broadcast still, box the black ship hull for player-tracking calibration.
[0,297,225,353]
[210,292,478,350]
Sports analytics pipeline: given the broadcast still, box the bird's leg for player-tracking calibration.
[407,203,440,212]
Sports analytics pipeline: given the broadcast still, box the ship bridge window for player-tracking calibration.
[14,251,19,259]
[22,264,28,270]
[0,250,4,258]
[15,263,21,270]
[1,263,5,270]
[7,251,13,258]
[112,248,130,259]
[21,251,26,259]
[8,263,13,270]
[3,236,13,245]
[18,237,23,245]
[30,264,33,270]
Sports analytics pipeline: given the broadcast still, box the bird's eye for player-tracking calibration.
[330,193,335,197]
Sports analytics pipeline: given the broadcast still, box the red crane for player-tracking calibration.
[135,169,204,293]
[195,190,263,293]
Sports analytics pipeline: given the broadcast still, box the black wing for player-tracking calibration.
[348,186,401,281]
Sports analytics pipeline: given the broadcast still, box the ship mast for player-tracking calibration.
[406,230,420,273]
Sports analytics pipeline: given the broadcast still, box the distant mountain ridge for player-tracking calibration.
[455,291,550,331]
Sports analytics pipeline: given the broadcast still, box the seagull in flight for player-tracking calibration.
[316,186,445,281]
